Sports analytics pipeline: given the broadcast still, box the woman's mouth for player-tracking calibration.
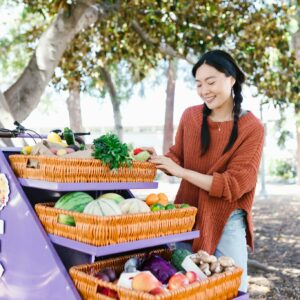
[204,96,216,104]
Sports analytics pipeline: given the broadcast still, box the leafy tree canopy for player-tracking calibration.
[2,0,300,106]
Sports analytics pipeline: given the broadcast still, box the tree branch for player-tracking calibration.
[131,20,195,65]
[3,0,119,123]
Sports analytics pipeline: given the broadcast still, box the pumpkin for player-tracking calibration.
[83,198,122,216]
[119,198,151,214]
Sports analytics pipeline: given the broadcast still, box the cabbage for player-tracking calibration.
[140,255,177,284]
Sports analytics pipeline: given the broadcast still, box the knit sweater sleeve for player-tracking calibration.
[209,122,264,202]
[164,108,188,166]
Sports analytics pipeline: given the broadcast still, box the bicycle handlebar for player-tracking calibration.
[0,131,19,138]
[0,123,90,144]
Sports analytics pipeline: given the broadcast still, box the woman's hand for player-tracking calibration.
[149,155,185,178]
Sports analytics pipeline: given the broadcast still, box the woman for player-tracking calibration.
[144,50,264,292]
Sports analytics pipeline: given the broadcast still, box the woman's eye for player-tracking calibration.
[208,82,215,85]
[197,85,201,88]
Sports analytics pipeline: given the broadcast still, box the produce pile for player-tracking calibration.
[54,191,191,226]
[90,248,238,298]
[21,129,152,169]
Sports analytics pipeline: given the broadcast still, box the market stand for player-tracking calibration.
[0,147,249,299]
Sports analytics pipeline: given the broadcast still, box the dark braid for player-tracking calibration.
[194,50,246,156]
[223,81,243,153]
[201,104,212,155]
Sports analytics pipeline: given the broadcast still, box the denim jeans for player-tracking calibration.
[175,209,248,292]
[214,209,248,292]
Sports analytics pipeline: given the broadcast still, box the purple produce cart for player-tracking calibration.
[0,148,249,300]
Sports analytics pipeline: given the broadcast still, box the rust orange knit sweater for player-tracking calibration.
[166,104,264,254]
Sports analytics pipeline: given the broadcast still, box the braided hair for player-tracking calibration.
[192,50,246,155]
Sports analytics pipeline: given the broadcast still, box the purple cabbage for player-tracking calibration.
[140,255,177,284]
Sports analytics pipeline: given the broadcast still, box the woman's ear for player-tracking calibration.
[231,77,236,88]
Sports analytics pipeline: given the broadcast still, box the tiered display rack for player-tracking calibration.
[0,148,249,300]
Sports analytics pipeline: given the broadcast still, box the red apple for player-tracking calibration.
[149,286,166,295]
[132,271,162,292]
[100,287,119,299]
[168,273,189,291]
[185,271,199,284]
[133,148,143,155]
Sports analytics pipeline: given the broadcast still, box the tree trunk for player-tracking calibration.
[3,1,109,124]
[163,59,177,154]
[99,66,123,141]
[66,80,83,133]
[0,91,15,146]
[293,31,300,184]
[295,108,300,185]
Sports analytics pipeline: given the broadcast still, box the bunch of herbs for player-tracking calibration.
[92,133,132,170]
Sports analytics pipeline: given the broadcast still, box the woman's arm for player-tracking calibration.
[151,122,265,202]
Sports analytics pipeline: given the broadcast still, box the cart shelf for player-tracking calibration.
[49,230,200,257]
[0,148,249,299]
[18,178,158,191]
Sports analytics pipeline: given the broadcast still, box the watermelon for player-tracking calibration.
[83,198,122,216]
[55,192,94,226]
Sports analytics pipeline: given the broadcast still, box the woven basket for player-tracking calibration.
[35,203,197,246]
[9,155,156,183]
[69,248,242,300]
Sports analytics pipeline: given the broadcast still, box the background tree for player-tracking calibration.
[292,1,300,183]
[0,0,299,152]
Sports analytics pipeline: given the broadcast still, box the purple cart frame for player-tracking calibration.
[0,148,248,300]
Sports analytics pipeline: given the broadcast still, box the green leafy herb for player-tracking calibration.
[92,133,132,170]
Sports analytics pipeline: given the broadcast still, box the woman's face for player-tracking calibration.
[195,63,235,110]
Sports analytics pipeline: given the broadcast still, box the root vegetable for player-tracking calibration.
[210,261,223,274]
[218,256,235,267]
[199,263,211,276]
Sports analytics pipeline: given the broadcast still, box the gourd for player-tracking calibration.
[119,198,151,214]
[83,198,122,216]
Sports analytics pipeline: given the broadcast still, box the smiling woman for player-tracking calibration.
[145,50,265,293]
[195,65,235,112]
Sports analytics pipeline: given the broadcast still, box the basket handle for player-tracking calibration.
[26,158,40,169]
[56,213,79,228]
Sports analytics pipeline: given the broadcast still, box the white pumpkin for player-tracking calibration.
[83,198,122,216]
[119,198,151,214]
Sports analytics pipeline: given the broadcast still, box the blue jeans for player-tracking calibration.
[175,209,248,292]
[215,209,248,292]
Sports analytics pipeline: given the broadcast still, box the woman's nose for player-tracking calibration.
[200,86,210,97]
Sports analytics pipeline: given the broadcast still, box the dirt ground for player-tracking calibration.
[248,194,300,299]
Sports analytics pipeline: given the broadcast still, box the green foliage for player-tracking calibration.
[1,0,300,108]
[0,0,47,84]
[274,114,294,149]
[269,159,297,180]
[50,0,300,108]
[92,133,132,170]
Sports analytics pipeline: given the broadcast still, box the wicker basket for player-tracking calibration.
[69,248,243,300]
[35,203,197,246]
[9,155,156,183]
